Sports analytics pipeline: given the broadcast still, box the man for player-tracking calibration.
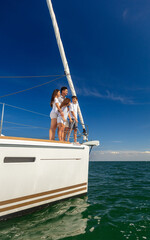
[58,86,68,103]
[58,86,69,140]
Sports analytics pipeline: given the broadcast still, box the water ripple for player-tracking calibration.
[0,161,150,240]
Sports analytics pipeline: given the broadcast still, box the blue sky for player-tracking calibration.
[0,0,150,159]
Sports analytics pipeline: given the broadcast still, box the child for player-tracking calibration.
[69,96,78,142]
[57,98,72,141]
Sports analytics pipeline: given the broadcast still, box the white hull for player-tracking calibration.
[0,137,89,220]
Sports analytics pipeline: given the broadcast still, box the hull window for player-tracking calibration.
[4,157,35,163]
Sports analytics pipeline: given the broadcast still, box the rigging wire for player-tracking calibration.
[0,72,88,140]
[0,102,49,117]
[0,75,65,99]
[4,120,49,130]
[0,74,64,79]
[3,127,37,129]
[0,102,88,139]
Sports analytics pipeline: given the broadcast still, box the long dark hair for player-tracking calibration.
[60,98,71,108]
[50,89,60,107]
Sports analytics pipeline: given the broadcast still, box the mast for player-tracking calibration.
[46,0,88,141]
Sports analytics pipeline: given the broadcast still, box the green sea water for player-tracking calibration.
[0,161,150,240]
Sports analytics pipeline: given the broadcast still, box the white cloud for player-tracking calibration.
[122,9,128,20]
[90,150,150,161]
[111,151,119,154]
[122,7,149,23]
[76,87,133,105]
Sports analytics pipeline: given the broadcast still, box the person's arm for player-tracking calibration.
[55,103,64,117]
[71,111,78,123]
[68,113,72,122]
[62,116,66,122]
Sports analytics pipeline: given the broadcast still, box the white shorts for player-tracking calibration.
[50,111,58,119]
[57,116,65,125]
[65,120,69,128]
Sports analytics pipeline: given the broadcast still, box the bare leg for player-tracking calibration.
[61,125,65,141]
[74,129,77,142]
[58,123,63,141]
[49,128,51,140]
[64,127,69,141]
[49,118,57,140]
[67,130,70,142]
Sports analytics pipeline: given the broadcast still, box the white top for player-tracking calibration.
[51,97,59,113]
[58,95,65,104]
[70,102,78,119]
[58,106,69,120]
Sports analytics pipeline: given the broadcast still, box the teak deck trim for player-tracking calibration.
[0,182,87,206]
[0,187,87,213]
[0,136,70,144]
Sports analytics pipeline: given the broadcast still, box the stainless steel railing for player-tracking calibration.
[0,102,88,142]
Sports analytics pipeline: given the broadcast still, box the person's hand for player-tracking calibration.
[70,119,73,123]
[60,112,64,117]
[63,117,66,122]
[75,119,78,123]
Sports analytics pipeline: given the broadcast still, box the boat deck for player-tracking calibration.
[0,136,70,144]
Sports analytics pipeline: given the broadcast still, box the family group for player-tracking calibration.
[49,86,78,142]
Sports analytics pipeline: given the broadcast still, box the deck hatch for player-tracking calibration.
[4,157,35,163]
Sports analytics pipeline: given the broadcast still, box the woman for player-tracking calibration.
[49,89,63,140]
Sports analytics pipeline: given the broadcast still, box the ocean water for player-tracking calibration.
[0,161,150,240]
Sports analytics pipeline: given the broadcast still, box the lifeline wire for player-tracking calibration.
[4,120,49,130]
[0,102,49,117]
[0,75,65,99]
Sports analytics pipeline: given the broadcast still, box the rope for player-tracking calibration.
[0,102,49,117]
[0,75,65,99]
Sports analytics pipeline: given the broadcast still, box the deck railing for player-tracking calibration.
[0,102,88,142]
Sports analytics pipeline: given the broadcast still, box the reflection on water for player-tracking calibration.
[0,197,89,240]
[1,162,150,240]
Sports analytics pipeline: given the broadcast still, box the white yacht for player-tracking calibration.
[0,0,99,220]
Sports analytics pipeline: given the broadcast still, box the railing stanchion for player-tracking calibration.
[0,103,5,136]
